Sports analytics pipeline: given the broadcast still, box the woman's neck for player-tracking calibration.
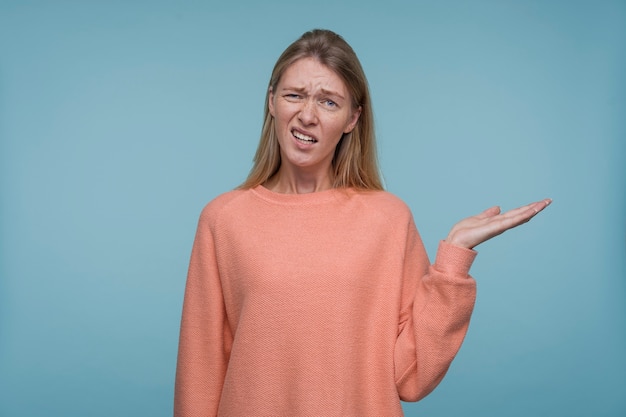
[264,166,334,194]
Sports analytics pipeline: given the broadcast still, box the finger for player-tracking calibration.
[499,199,552,220]
[493,200,551,232]
[475,205,501,219]
[522,199,552,220]
[532,198,552,214]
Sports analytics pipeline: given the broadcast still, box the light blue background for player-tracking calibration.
[1,1,624,416]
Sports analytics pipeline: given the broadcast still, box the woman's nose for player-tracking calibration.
[298,99,318,125]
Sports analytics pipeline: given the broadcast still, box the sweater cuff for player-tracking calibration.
[433,240,477,277]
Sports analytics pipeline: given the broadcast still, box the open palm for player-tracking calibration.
[445,199,552,249]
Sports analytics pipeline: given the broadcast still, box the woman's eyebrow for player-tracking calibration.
[280,86,345,100]
[280,85,307,93]
[320,88,345,100]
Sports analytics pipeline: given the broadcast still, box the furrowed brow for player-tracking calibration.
[320,88,345,101]
[280,86,307,94]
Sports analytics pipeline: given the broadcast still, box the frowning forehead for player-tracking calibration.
[277,58,349,100]
[278,85,346,101]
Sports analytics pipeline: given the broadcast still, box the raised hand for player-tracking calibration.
[445,199,552,249]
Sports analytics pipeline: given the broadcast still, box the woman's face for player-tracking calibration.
[269,57,361,178]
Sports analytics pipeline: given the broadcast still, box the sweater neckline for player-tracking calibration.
[251,184,353,205]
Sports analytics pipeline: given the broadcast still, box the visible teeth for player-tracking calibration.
[293,131,316,143]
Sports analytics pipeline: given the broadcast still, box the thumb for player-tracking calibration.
[478,205,501,219]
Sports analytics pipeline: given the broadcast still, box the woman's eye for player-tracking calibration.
[323,99,337,108]
[285,94,301,100]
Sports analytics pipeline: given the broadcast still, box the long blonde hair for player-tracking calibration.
[239,29,383,191]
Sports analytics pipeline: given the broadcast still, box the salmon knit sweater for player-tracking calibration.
[174,185,477,417]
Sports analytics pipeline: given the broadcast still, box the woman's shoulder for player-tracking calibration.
[197,188,250,223]
[348,190,416,229]
[353,189,412,215]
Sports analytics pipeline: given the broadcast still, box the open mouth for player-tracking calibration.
[292,130,317,144]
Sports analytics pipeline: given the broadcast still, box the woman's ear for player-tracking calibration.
[268,87,275,117]
[344,105,362,134]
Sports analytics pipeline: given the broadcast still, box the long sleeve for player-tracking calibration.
[173,187,477,416]
[174,207,232,417]
[394,219,477,402]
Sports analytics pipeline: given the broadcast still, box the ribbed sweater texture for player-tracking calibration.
[175,185,477,416]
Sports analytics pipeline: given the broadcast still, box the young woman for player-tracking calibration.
[174,29,551,416]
